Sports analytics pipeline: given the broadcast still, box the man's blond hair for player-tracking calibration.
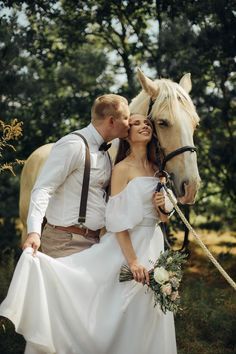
[91,94,128,122]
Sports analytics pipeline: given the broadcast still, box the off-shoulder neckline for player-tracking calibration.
[109,176,158,199]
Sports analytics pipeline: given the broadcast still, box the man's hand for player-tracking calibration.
[22,232,41,256]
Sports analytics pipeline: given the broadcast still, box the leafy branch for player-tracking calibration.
[0,119,24,175]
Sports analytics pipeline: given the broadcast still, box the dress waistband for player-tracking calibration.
[137,217,157,227]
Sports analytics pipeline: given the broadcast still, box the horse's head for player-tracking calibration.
[129,69,201,204]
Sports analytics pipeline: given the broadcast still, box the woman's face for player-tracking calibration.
[128,114,153,144]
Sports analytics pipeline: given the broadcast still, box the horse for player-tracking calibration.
[19,69,201,243]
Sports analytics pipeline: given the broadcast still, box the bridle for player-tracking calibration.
[147,97,197,253]
[147,98,197,172]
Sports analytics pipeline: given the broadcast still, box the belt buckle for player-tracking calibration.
[83,228,89,237]
[79,223,89,237]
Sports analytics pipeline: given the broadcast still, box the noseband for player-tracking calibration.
[147,98,197,172]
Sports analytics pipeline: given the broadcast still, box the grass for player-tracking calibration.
[175,230,236,354]
[176,266,236,354]
[0,231,235,354]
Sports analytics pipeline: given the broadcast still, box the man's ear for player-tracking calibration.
[108,115,115,127]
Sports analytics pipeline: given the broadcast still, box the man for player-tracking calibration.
[23,94,130,257]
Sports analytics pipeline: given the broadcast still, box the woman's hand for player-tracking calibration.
[116,231,149,284]
[129,259,150,285]
[152,192,169,222]
[153,191,165,209]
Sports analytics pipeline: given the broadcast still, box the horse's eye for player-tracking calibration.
[158,119,169,127]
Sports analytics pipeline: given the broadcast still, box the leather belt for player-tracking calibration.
[47,223,100,239]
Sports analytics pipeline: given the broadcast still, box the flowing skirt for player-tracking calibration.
[0,223,177,354]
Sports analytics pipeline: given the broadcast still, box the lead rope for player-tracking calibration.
[162,184,236,291]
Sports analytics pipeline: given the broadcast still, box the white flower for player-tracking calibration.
[161,283,172,295]
[170,276,180,288]
[170,291,179,301]
[167,257,173,264]
[154,267,170,284]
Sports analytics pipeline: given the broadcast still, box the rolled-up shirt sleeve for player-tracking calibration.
[27,136,84,234]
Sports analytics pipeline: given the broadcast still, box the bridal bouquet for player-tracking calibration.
[119,250,188,314]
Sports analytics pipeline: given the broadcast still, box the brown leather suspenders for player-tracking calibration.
[71,132,91,226]
[71,132,112,226]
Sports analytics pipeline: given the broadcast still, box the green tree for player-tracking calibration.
[0,0,235,251]
[0,2,115,247]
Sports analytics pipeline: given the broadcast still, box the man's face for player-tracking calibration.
[113,103,130,139]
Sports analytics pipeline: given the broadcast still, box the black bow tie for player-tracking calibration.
[99,142,112,152]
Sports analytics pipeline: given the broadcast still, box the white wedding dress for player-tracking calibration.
[0,177,177,354]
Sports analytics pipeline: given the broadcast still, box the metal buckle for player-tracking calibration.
[78,223,89,236]
[155,170,170,180]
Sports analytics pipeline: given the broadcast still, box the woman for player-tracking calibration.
[0,114,177,354]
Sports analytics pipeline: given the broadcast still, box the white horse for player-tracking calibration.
[19,69,201,243]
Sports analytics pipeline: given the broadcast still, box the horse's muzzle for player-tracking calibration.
[178,179,201,205]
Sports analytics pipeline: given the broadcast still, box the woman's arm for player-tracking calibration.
[116,231,149,285]
[110,164,149,285]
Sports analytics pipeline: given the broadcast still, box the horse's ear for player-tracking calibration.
[137,68,158,98]
[179,73,192,93]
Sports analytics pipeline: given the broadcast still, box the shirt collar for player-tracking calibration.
[87,123,104,148]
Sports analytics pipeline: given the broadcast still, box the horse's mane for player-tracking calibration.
[130,78,200,125]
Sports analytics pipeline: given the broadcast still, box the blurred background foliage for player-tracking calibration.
[0,1,235,353]
[0,1,235,245]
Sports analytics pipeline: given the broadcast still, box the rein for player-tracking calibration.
[147,97,196,253]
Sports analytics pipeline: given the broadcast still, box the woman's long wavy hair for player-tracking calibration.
[114,118,160,167]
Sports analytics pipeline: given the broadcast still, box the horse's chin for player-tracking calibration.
[177,182,198,205]
[178,197,196,205]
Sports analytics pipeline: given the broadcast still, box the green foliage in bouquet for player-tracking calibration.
[119,250,188,314]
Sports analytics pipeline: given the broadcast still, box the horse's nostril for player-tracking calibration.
[181,180,189,196]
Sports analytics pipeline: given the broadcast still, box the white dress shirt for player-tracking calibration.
[27,123,112,235]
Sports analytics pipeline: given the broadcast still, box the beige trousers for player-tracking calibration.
[41,223,100,258]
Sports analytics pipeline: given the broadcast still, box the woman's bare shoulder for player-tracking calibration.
[111,160,130,196]
[112,158,130,174]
